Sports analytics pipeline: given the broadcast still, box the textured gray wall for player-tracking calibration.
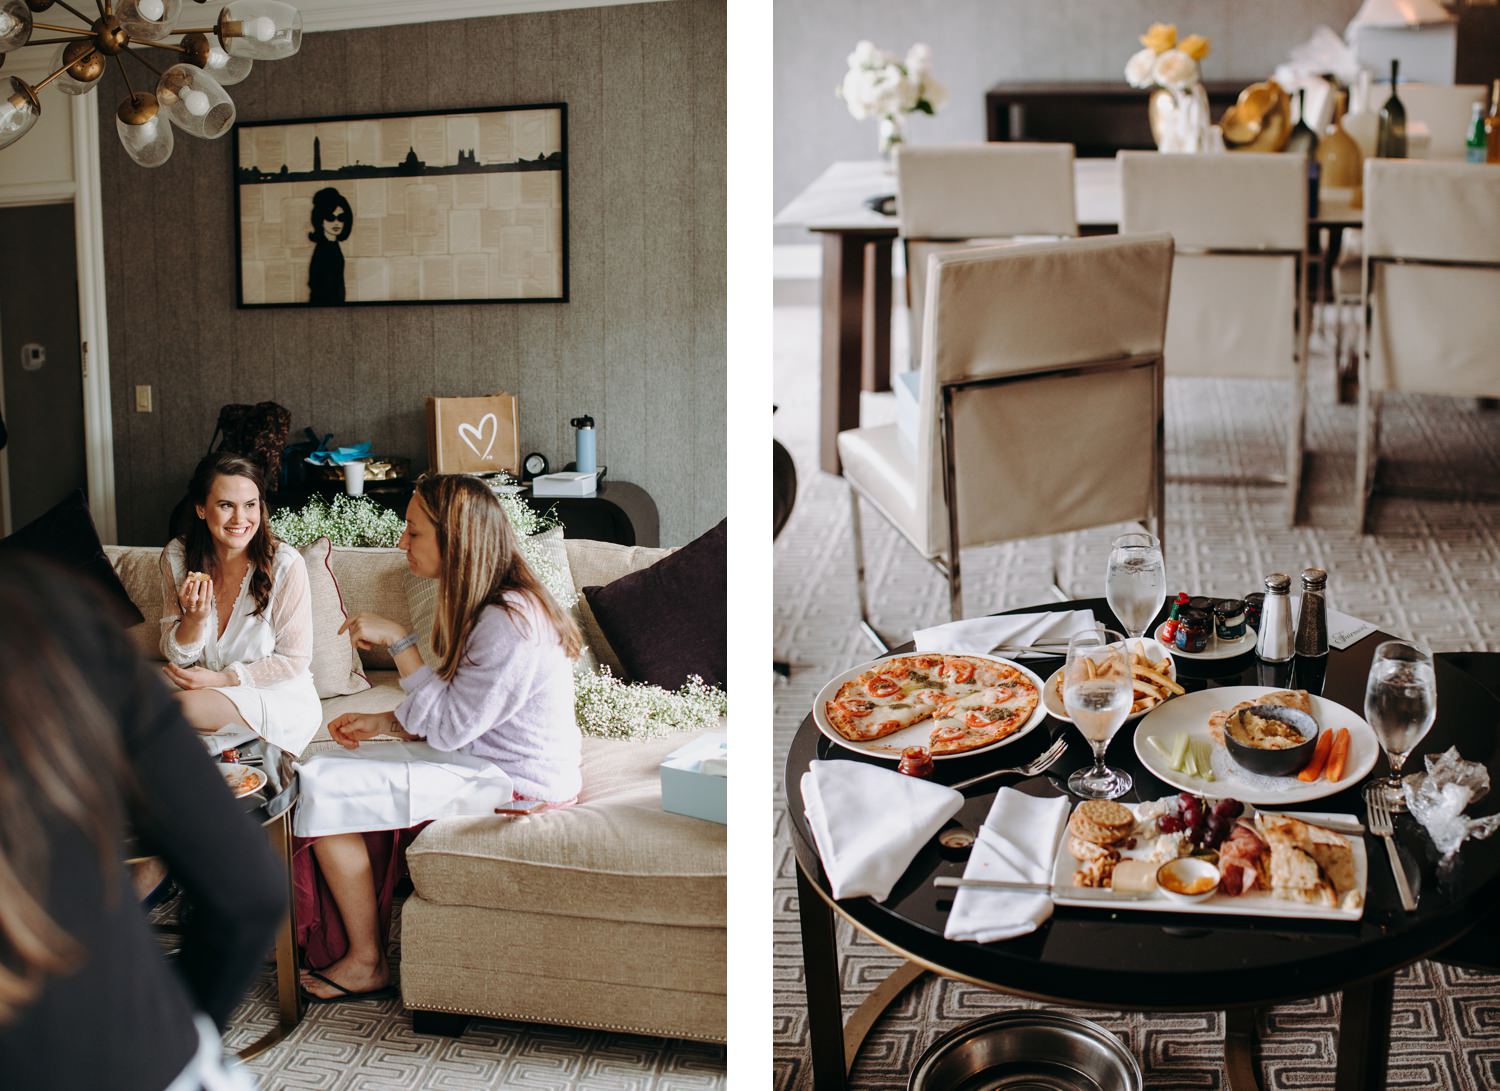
[102,0,725,547]
[774,0,1363,240]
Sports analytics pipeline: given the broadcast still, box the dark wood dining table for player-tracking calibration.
[784,598,1500,1090]
[774,159,1363,475]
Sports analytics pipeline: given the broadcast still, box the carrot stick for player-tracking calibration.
[1298,730,1334,781]
[1324,727,1352,783]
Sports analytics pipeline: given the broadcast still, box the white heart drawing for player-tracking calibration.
[457,413,498,461]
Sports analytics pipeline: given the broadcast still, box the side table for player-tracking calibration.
[521,480,659,547]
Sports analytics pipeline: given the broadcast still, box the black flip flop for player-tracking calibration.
[300,969,397,1004]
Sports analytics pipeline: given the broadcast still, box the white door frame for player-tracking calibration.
[71,91,117,542]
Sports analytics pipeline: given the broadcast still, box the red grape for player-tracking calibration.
[1158,814,1182,834]
[1213,798,1244,821]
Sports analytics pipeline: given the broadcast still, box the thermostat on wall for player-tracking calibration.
[531,471,599,498]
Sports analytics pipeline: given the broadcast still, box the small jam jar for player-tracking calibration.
[898,746,935,778]
[1214,598,1247,641]
[1244,592,1265,633]
[1188,595,1215,615]
[1174,608,1211,653]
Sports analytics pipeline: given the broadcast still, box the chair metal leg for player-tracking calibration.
[848,486,890,654]
[946,546,963,623]
[1355,264,1374,534]
[1286,252,1310,528]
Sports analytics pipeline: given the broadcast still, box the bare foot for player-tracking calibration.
[299,952,389,999]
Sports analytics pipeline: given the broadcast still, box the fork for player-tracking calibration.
[1365,785,1417,912]
[950,737,1069,792]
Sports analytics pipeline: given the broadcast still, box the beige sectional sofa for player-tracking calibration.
[105,538,726,1044]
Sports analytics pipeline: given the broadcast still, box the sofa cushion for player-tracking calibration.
[584,520,726,689]
[2,490,143,624]
[307,671,406,751]
[406,730,726,929]
[298,538,370,699]
[328,547,413,670]
[563,539,672,676]
[107,546,169,661]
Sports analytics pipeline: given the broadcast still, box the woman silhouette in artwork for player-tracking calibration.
[308,187,352,305]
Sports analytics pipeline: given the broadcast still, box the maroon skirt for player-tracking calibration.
[291,824,428,970]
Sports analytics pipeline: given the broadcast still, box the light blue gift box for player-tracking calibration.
[660,731,727,824]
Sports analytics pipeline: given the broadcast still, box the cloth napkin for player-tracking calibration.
[802,760,962,902]
[1286,595,1378,651]
[944,788,1071,943]
[200,723,260,756]
[914,610,1097,659]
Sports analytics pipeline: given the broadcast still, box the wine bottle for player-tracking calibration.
[1486,78,1500,165]
[1285,87,1320,155]
[1376,59,1407,159]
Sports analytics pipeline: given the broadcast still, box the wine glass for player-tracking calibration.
[1062,627,1134,800]
[1364,640,1436,811]
[1106,532,1166,648]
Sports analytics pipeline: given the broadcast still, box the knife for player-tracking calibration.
[933,876,1153,900]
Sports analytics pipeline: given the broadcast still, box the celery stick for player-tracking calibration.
[1169,732,1190,771]
[1147,736,1173,761]
[1182,742,1198,777]
[1192,739,1216,781]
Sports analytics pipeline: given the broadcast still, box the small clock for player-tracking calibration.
[521,452,549,481]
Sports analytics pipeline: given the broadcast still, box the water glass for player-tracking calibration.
[1062,627,1134,800]
[1363,640,1436,811]
[1106,532,1165,641]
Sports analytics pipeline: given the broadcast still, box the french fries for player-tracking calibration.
[1056,648,1185,716]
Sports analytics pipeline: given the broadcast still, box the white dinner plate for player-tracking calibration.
[220,762,267,799]
[1042,637,1178,725]
[1132,685,1380,805]
[1049,799,1367,921]
[1155,621,1257,660]
[812,652,1048,761]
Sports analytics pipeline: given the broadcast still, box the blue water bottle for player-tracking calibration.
[571,415,596,474]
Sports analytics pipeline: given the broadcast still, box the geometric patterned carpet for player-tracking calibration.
[773,296,1500,1091]
[195,893,726,1089]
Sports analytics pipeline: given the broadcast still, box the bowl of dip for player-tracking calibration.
[1156,857,1221,903]
[1224,704,1319,777]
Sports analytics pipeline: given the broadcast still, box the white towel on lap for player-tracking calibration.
[293,741,515,837]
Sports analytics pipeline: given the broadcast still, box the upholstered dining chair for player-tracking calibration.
[837,234,1175,651]
[1354,159,1500,533]
[896,143,1078,366]
[1118,151,1309,525]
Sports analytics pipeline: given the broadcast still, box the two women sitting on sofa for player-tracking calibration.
[157,453,583,1001]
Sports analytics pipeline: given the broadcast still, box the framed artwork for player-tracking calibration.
[232,103,567,307]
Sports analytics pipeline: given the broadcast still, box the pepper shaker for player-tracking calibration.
[1255,573,1294,663]
[1295,568,1329,659]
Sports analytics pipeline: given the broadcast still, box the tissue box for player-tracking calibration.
[895,369,921,458]
[660,731,727,824]
[531,471,599,497]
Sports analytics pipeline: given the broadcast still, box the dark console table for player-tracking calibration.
[985,80,1244,156]
[522,480,659,548]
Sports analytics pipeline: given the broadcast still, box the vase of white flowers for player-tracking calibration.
[838,40,947,161]
[1125,23,1213,154]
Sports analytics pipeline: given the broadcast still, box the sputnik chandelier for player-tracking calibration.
[0,0,301,166]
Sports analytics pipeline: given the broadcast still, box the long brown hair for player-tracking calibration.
[0,559,129,1023]
[415,475,582,680]
[179,452,278,617]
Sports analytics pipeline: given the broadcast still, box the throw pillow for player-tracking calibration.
[403,526,595,673]
[298,537,370,699]
[583,518,725,690]
[0,489,143,624]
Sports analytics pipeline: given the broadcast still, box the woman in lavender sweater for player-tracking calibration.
[296,474,582,1002]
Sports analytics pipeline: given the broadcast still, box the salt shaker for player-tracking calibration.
[1295,568,1329,658]
[1255,573,1294,663]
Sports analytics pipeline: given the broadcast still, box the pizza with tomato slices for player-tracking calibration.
[823,654,1039,754]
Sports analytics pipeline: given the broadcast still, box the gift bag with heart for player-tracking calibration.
[425,393,521,475]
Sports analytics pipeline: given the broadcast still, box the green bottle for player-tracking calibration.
[1468,101,1486,164]
[1376,59,1407,159]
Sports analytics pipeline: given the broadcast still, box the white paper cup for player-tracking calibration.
[343,460,365,496]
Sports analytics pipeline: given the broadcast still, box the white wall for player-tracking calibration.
[774,0,1364,239]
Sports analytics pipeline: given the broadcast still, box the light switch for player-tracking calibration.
[135,385,153,412]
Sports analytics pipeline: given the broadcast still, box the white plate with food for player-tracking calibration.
[1133,686,1380,805]
[1042,637,1183,724]
[1050,795,1367,921]
[813,652,1048,760]
[220,762,267,799]
[1154,621,1257,660]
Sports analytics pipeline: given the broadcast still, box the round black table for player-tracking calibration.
[786,600,1500,1090]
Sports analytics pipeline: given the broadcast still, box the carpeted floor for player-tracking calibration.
[772,294,1500,1091]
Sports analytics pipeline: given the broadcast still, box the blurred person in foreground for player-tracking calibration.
[0,556,285,1090]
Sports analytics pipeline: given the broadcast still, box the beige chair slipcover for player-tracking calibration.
[837,234,1174,639]
[896,143,1078,363]
[1398,83,1487,161]
[1118,150,1309,523]
[1355,159,1500,531]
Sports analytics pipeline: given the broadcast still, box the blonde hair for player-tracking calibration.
[415,475,582,681]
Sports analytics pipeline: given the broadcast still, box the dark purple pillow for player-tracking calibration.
[584,519,726,691]
[0,489,144,625]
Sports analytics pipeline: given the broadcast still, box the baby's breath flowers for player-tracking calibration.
[575,668,727,741]
[270,494,406,548]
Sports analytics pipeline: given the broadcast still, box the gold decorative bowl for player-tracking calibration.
[1221,80,1291,153]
